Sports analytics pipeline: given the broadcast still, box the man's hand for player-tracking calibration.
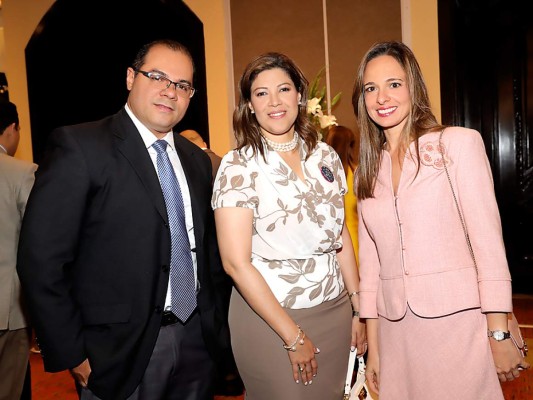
[70,359,91,388]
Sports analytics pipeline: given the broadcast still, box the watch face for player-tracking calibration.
[493,331,505,341]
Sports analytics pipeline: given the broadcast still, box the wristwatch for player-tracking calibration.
[487,330,511,341]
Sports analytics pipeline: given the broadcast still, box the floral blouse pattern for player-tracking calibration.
[212,139,347,309]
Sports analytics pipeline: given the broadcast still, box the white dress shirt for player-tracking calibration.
[125,104,198,311]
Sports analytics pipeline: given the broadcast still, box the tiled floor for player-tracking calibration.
[29,294,533,399]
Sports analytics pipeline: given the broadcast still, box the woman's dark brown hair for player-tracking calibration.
[233,52,318,159]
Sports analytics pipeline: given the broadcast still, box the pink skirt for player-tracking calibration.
[378,306,504,399]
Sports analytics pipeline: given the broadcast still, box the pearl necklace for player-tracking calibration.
[262,133,299,152]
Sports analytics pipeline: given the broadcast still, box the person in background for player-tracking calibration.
[212,52,366,400]
[180,129,222,181]
[325,125,359,265]
[17,39,230,400]
[0,99,37,399]
[352,40,529,399]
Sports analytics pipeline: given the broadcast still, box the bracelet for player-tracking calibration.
[352,310,360,318]
[348,291,359,299]
[283,326,305,352]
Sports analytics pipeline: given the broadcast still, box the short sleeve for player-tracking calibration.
[211,150,259,210]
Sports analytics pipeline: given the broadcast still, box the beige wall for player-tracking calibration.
[402,0,441,122]
[183,0,234,155]
[3,0,441,161]
[230,0,402,135]
[0,27,6,70]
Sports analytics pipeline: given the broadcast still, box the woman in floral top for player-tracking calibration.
[353,41,529,399]
[212,52,366,400]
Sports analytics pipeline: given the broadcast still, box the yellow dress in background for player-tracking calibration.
[345,167,359,266]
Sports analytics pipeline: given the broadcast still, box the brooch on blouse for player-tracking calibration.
[320,166,334,182]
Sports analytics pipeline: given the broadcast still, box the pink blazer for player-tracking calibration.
[358,127,512,320]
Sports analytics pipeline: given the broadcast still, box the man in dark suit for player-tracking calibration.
[17,39,230,400]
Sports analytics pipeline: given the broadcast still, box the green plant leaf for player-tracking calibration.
[330,92,342,107]
[318,87,326,103]
[309,67,325,99]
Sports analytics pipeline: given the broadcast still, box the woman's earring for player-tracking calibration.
[251,110,255,114]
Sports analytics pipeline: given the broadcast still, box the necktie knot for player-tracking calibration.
[152,139,168,154]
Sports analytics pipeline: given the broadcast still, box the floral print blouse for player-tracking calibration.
[212,139,347,309]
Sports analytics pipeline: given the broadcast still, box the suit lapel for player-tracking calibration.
[112,109,168,223]
[173,133,205,245]
[109,109,206,243]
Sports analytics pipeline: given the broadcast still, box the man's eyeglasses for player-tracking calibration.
[135,70,195,99]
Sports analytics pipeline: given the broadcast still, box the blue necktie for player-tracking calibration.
[152,140,197,322]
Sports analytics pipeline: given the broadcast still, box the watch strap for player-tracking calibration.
[488,330,511,340]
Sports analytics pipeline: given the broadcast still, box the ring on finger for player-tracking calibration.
[299,365,304,372]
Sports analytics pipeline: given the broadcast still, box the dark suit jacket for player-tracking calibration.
[204,149,222,181]
[17,108,231,400]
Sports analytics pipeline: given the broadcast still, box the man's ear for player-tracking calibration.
[126,67,136,91]
[2,122,20,156]
[4,122,17,136]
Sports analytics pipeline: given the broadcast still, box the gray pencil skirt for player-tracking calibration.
[228,288,352,400]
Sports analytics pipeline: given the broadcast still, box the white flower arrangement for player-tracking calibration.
[307,100,338,129]
[307,68,341,140]
[307,97,322,116]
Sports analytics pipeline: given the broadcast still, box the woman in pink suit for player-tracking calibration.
[352,41,529,399]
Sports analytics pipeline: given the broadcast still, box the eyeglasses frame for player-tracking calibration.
[134,69,196,98]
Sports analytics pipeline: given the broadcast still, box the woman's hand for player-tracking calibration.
[364,318,379,394]
[490,339,530,382]
[365,349,380,394]
[352,316,367,356]
[487,313,531,381]
[287,335,320,385]
[216,208,321,384]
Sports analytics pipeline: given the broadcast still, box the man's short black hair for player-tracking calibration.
[0,99,18,135]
